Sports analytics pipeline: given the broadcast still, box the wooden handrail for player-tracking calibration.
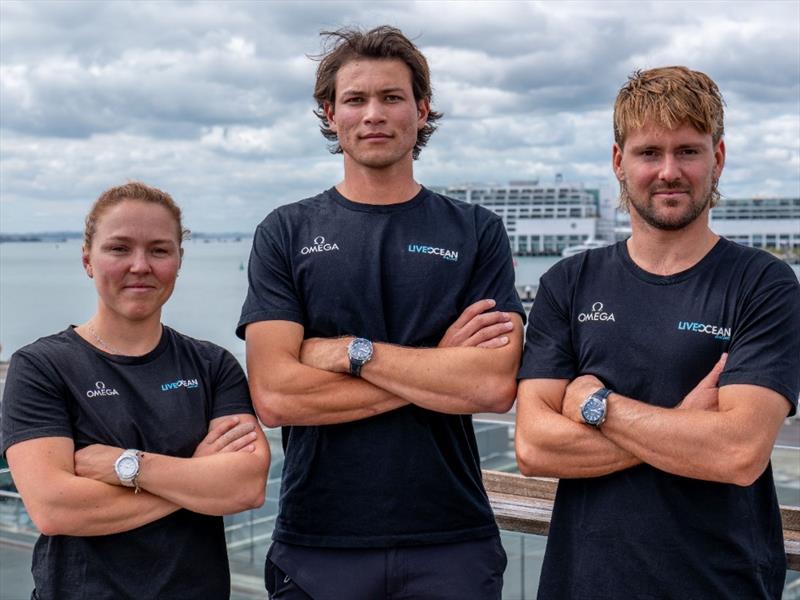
[483,470,800,570]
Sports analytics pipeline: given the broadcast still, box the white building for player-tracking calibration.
[433,178,612,255]
[710,197,799,251]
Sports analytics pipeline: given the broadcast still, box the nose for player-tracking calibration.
[658,154,681,182]
[129,249,152,273]
[363,98,386,125]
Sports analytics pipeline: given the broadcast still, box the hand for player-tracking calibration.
[438,299,515,349]
[677,353,727,411]
[300,337,351,373]
[562,374,604,423]
[74,444,124,485]
[193,416,258,458]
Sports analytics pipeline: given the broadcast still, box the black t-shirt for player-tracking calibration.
[1,326,255,600]
[519,238,800,599]
[238,186,524,547]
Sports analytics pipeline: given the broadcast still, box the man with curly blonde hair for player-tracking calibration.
[516,66,799,598]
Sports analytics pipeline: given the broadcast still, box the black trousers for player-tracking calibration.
[265,536,507,600]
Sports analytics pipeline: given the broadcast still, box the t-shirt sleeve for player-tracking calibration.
[209,349,256,420]
[518,272,577,381]
[1,351,74,455]
[237,212,303,339]
[719,270,800,416]
[463,214,526,323]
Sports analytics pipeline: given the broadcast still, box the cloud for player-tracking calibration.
[1,0,798,232]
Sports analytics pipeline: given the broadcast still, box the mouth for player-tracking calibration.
[360,133,392,140]
[123,283,157,292]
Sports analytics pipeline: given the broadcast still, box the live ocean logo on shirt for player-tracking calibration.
[677,320,731,341]
[406,242,459,262]
[161,378,199,392]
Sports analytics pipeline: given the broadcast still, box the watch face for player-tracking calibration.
[582,396,605,425]
[117,456,138,479]
[350,338,373,362]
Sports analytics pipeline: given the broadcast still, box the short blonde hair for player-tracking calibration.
[614,66,725,149]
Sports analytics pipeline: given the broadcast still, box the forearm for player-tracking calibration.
[252,360,408,427]
[137,450,268,515]
[361,343,519,414]
[599,389,782,485]
[25,474,178,537]
[516,407,641,478]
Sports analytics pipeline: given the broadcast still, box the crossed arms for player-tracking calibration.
[246,299,524,427]
[515,358,791,486]
[7,415,269,536]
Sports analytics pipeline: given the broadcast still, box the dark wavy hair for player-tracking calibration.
[312,25,443,160]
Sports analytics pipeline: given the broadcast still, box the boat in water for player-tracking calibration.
[561,238,611,257]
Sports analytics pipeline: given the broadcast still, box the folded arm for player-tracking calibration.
[74,414,269,516]
[247,299,520,425]
[562,370,790,486]
[7,436,179,537]
[297,306,523,415]
[7,415,268,536]
[515,378,641,478]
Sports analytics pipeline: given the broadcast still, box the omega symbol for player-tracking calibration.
[592,302,604,312]
[95,381,106,390]
[314,236,325,245]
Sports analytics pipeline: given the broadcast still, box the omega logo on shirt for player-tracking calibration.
[85,381,121,398]
[300,235,340,256]
[577,301,616,323]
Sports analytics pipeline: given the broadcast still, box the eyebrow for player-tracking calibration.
[103,236,176,245]
[340,87,406,97]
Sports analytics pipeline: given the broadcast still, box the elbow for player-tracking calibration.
[478,376,518,414]
[253,389,291,428]
[29,506,69,537]
[727,447,770,487]
[515,438,541,477]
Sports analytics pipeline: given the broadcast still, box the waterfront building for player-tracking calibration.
[435,180,799,257]
[710,197,800,251]
[433,178,615,256]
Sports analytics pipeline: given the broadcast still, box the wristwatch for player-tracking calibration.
[347,338,373,377]
[114,449,143,493]
[580,387,612,427]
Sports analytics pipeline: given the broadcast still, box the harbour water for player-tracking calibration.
[0,239,561,362]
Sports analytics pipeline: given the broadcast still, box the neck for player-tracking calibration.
[626,213,719,276]
[337,155,420,205]
[78,309,163,356]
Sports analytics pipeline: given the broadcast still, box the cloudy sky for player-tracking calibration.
[1,0,798,234]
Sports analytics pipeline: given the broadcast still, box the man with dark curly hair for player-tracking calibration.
[238,26,525,599]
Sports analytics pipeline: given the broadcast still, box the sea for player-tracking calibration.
[2,239,799,363]
[0,239,562,362]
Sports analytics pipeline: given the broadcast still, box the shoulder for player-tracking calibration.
[11,328,79,368]
[255,191,332,231]
[424,188,502,224]
[717,239,799,292]
[541,243,619,289]
[162,326,236,366]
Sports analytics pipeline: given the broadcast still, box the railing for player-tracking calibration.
[483,469,800,571]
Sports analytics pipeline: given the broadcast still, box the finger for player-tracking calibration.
[701,353,728,387]
[219,431,258,453]
[465,319,514,346]
[214,422,256,450]
[203,417,240,446]
[451,299,496,329]
[458,311,511,341]
[477,336,510,349]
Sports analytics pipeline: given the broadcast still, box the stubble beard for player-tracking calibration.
[620,177,718,231]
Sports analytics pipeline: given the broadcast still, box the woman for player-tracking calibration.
[1,182,270,599]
